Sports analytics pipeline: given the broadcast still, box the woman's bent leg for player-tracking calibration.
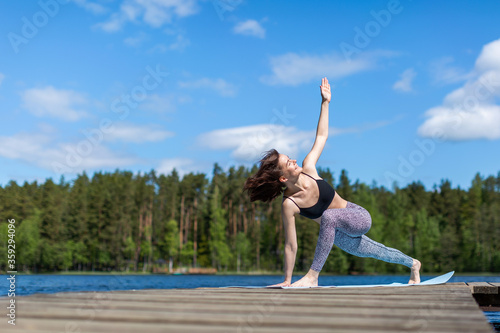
[310,212,337,272]
[310,202,371,273]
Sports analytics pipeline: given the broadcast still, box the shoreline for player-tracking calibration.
[1,271,498,276]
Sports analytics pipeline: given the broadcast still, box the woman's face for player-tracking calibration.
[278,153,301,181]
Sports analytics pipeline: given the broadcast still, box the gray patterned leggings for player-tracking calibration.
[310,201,414,272]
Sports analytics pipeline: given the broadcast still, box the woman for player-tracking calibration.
[244,77,421,287]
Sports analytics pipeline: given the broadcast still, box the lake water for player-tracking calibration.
[2,273,500,296]
[2,273,499,331]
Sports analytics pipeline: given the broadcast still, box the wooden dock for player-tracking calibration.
[1,282,497,332]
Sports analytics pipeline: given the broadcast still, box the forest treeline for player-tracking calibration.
[1,165,499,275]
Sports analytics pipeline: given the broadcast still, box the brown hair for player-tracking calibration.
[244,149,285,202]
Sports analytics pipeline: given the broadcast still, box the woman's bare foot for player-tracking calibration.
[408,259,421,284]
[290,269,319,287]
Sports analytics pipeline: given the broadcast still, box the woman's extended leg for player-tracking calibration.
[333,231,414,268]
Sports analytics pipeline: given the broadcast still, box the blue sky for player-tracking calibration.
[1,0,499,190]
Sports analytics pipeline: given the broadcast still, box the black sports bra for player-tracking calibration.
[283,172,336,219]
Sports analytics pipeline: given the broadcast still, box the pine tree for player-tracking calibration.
[17,209,42,272]
[209,185,231,271]
[337,169,353,200]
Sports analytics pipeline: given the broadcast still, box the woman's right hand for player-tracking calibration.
[320,77,331,103]
[266,281,291,288]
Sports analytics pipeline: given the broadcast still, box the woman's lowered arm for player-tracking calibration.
[267,200,298,287]
[282,204,298,283]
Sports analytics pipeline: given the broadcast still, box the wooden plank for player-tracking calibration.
[0,318,481,333]
[19,292,462,301]
[19,291,475,302]
[19,293,476,305]
[467,282,498,294]
[13,290,476,307]
[443,282,468,286]
[480,306,500,311]
[469,282,500,307]
[12,297,480,315]
[15,294,478,310]
[5,306,492,332]
[22,288,475,300]
[10,298,485,319]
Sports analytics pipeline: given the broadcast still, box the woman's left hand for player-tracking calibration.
[320,77,331,103]
[266,281,291,288]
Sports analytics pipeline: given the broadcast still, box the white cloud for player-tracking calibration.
[418,105,500,140]
[157,157,196,178]
[37,122,58,134]
[139,94,176,113]
[126,30,189,51]
[197,119,398,162]
[197,124,315,162]
[147,34,190,53]
[393,68,416,92]
[0,73,4,86]
[22,86,88,121]
[148,43,168,53]
[333,116,402,135]
[72,0,107,15]
[233,19,265,39]
[103,123,174,143]
[429,57,471,85]
[260,50,397,86]
[0,133,136,175]
[95,0,200,32]
[418,38,500,141]
[0,133,51,160]
[168,34,190,51]
[124,32,148,47]
[179,78,236,97]
[95,13,124,32]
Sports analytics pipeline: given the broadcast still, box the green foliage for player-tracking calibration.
[0,167,499,275]
[16,210,41,271]
[208,185,231,271]
[163,219,179,259]
[235,232,251,271]
[180,241,194,266]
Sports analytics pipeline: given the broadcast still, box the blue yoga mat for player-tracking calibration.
[221,271,454,289]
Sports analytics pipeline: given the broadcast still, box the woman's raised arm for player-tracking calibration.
[302,77,331,169]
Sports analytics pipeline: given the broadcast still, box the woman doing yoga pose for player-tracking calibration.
[244,77,421,287]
